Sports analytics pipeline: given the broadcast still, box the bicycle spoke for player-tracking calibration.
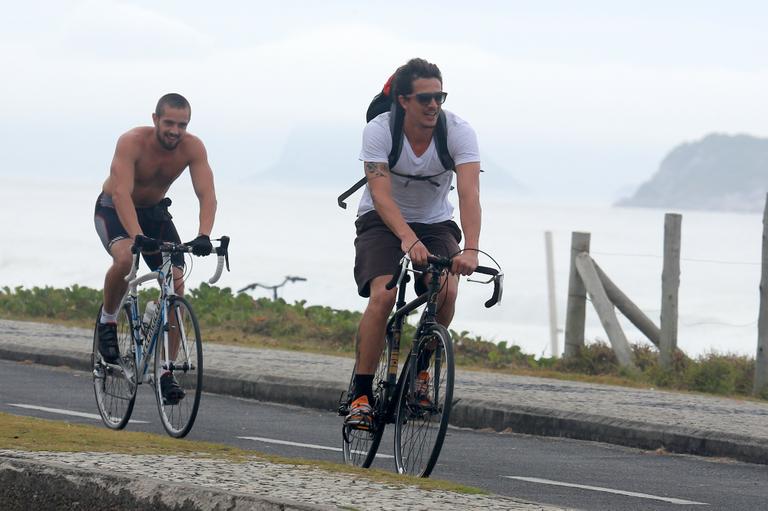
[173,303,191,363]
[92,305,137,429]
[342,337,389,468]
[154,297,203,438]
[394,325,454,477]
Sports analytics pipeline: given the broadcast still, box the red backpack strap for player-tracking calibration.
[382,73,395,97]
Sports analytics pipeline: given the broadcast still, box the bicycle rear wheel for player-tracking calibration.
[153,296,203,438]
[92,304,137,430]
[394,324,454,477]
[342,336,391,468]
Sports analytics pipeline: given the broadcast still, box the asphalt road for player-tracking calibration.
[1,359,766,510]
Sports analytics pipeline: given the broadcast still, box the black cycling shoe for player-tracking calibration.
[97,322,120,364]
[160,372,185,405]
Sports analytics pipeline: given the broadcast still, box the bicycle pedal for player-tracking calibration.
[119,364,135,382]
[342,424,372,443]
[345,421,373,432]
[337,391,350,415]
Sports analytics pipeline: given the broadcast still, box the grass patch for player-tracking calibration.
[0,411,246,460]
[0,412,485,495]
[0,284,765,401]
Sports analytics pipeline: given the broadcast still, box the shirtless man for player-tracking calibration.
[93,93,217,403]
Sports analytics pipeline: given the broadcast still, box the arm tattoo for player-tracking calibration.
[364,161,389,179]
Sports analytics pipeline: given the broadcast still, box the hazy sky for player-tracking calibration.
[2,1,767,202]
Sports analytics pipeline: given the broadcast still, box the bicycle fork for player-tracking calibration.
[406,334,443,413]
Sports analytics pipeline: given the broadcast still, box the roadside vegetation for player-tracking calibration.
[0,284,764,400]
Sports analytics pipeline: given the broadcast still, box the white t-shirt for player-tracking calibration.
[357,110,480,224]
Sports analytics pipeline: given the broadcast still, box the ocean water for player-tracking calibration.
[1,176,763,359]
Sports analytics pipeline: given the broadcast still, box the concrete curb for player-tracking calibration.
[0,455,332,511]
[0,344,91,372]
[450,400,768,465]
[3,343,768,465]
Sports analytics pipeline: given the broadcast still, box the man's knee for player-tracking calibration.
[110,241,134,272]
[438,277,459,307]
[368,282,397,315]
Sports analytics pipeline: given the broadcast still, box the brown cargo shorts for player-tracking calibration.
[353,210,462,297]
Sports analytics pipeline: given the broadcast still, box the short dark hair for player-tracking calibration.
[155,93,191,117]
[392,58,443,97]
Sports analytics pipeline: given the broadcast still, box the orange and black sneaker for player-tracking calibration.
[344,395,373,430]
[415,370,432,406]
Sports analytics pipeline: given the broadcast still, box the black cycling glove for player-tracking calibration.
[186,234,213,256]
[133,234,160,253]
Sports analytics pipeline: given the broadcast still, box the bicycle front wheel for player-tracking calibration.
[92,304,137,430]
[394,324,454,477]
[342,335,391,468]
[153,296,203,438]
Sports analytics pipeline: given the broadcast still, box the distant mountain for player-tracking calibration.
[616,133,768,212]
[249,122,527,195]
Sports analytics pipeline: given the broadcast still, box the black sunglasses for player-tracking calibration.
[405,91,448,106]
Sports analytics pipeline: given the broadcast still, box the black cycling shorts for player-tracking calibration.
[93,192,185,269]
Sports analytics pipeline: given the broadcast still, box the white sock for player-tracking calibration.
[100,309,118,324]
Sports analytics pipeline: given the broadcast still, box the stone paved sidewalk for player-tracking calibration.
[1,319,768,464]
[0,450,571,510]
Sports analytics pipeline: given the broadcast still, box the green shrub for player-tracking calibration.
[0,285,102,320]
[451,330,537,369]
[685,358,735,394]
[684,351,753,395]
[554,341,618,375]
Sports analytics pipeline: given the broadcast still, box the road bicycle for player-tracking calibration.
[339,252,503,477]
[91,236,230,438]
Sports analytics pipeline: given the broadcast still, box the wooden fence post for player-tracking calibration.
[660,213,682,369]
[575,254,636,369]
[754,194,768,395]
[565,232,590,357]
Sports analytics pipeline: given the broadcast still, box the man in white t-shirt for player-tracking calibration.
[346,58,482,429]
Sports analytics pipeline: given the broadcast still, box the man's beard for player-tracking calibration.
[156,131,180,150]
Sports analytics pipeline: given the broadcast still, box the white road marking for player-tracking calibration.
[503,476,709,506]
[8,403,149,424]
[238,435,395,458]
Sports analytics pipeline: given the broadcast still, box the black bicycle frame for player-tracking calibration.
[380,263,444,421]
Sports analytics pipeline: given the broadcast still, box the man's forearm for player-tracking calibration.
[459,195,481,250]
[111,191,142,238]
[197,196,217,236]
[373,194,417,245]
[365,161,419,248]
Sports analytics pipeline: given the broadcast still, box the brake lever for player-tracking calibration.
[216,236,231,271]
[467,276,495,285]
[396,253,412,288]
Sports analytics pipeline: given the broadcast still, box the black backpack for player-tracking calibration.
[336,74,455,209]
